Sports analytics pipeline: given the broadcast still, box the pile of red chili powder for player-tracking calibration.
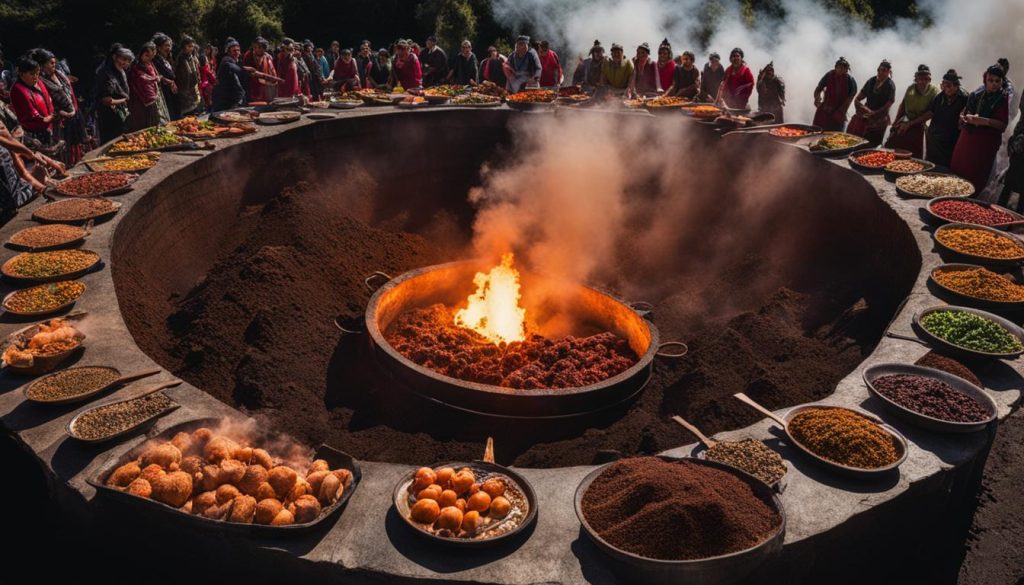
[384,303,637,389]
[581,457,782,560]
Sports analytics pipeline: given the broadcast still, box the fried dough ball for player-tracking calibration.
[233,446,253,464]
[489,496,511,519]
[268,466,298,500]
[181,500,193,514]
[319,473,343,506]
[436,506,463,531]
[270,508,294,526]
[462,510,480,532]
[251,448,274,470]
[467,491,491,513]
[410,499,441,524]
[417,483,442,502]
[332,468,354,488]
[151,471,193,508]
[203,502,229,520]
[193,491,217,515]
[255,482,277,501]
[455,498,467,513]
[108,462,141,487]
[482,478,506,499]
[179,455,204,478]
[290,494,321,524]
[228,495,257,524]
[218,459,246,485]
[140,464,166,485]
[199,464,221,492]
[286,477,312,504]
[216,484,241,505]
[255,498,284,525]
[412,467,437,491]
[238,465,269,496]
[308,459,330,475]
[306,470,329,495]
[438,489,458,508]
[450,470,475,494]
[126,478,152,498]
[469,483,480,495]
[191,427,213,445]
[435,467,455,488]
[204,436,239,464]
[141,443,182,469]
[170,432,193,455]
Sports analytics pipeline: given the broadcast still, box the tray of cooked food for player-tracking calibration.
[767,124,823,139]
[423,85,469,103]
[7,223,90,251]
[168,116,256,139]
[106,127,194,155]
[808,132,869,155]
[211,109,258,124]
[1,280,86,316]
[328,96,363,109]
[84,152,160,173]
[506,89,558,109]
[1,314,86,375]
[896,172,975,199]
[32,197,121,224]
[52,171,136,198]
[685,104,724,119]
[645,95,691,111]
[2,248,101,283]
[449,93,503,107]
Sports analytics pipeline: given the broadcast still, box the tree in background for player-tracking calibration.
[203,0,284,48]
[435,0,477,51]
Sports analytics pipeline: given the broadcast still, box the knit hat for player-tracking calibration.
[878,59,892,70]
[589,40,604,55]
[659,38,671,52]
[224,39,240,52]
[915,64,931,77]
[942,69,961,85]
[637,42,650,54]
[515,35,530,44]
[611,43,623,51]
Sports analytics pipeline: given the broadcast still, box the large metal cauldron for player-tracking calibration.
[361,261,681,419]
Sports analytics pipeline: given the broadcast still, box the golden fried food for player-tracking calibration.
[271,508,294,526]
[417,484,442,502]
[140,463,166,485]
[410,499,441,524]
[306,470,329,495]
[142,443,182,469]
[238,464,269,496]
[179,455,204,478]
[308,459,330,475]
[450,470,475,494]
[467,491,491,513]
[200,464,221,492]
[268,466,298,499]
[436,506,463,531]
[489,496,511,519]
[181,500,192,513]
[255,498,284,525]
[438,489,458,508]
[435,467,455,487]
[126,478,152,497]
[286,477,312,503]
[233,446,254,463]
[319,473,343,506]
[192,491,217,515]
[192,428,213,445]
[151,471,193,508]
[481,478,505,498]
[108,462,141,487]
[413,467,437,491]
[251,448,274,470]
[461,510,480,532]
[332,468,353,488]
[455,498,467,513]
[290,494,321,524]
[256,482,277,501]
[216,484,241,505]
[170,432,193,456]
[203,502,229,520]
[203,436,239,464]
[218,459,246,485]
[228,495,257,524]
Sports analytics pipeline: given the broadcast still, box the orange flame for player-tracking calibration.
[454,253,527,344]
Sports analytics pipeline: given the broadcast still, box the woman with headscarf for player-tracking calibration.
[504,36,542,93]
[848,59,895,146]
[926,69,969,168]
[700,52,724,102]
[571,41,603,90]
[951,64,1011,192]
[629,43,659,97]
[718,48,754,109]
[756,62,785,123]
[127,42,161,131]
[655,39,675,96]
[175,36,202,117]
[31,48,85,164]
[152,33,178,121]
[94,46,133,143]
[813,57,858,131]
[9,57,56,148]
[885,64,938,157]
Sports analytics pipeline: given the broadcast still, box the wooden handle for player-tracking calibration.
[733,393,789,429]
[483,437,495,464]
[129,379,182,400]
[115,368,162,385]
[671,415,716,448]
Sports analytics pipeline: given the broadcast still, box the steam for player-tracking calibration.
[492,0,1023,127]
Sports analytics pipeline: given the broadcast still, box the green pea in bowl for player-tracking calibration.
[913,305,1024,360]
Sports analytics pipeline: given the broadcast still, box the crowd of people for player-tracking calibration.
[0,32,1021,218]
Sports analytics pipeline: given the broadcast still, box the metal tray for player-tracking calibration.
[895,172,975,199]
[862,363,997,433]
[24,364,160,405]
[393,460,537,548]
[924,196,1023,228]
[808,132,869,157]
[1,280,86,316]
[847,148,897,173]
[933,222,1024,266]
[89,417,362,536]
[32,199,122,225]
[6,224,89,251]
[2,249,101,283]
[883,157,936,181]
[766,124,823,139]
[66,385,181,443]
[52,172,137,198]
[928,263,1024,310]
[575,456,785,585]
[1,311,88,375]
[211,110,257,124]
[913,304,1024,360]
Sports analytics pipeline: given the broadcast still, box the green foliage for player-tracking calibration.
[203,0,284,47]
[436,0,477,51]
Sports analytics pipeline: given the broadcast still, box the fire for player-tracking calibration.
[454,253,527,344]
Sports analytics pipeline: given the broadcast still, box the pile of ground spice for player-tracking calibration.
[580,457,781,560]
[788,408,900,468]
[915,351,981,386]
[384,304,637,389]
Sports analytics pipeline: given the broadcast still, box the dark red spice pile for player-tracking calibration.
[930,200,1015,226]
[915,351,982,386]
[580,457,781,560]
[872,374,989,422]
[385,303,637,389]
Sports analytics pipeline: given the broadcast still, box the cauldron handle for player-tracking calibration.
[334,315,365,335]
[655,341,688,359]
[364,271,393,293]
[629,301,654,318]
